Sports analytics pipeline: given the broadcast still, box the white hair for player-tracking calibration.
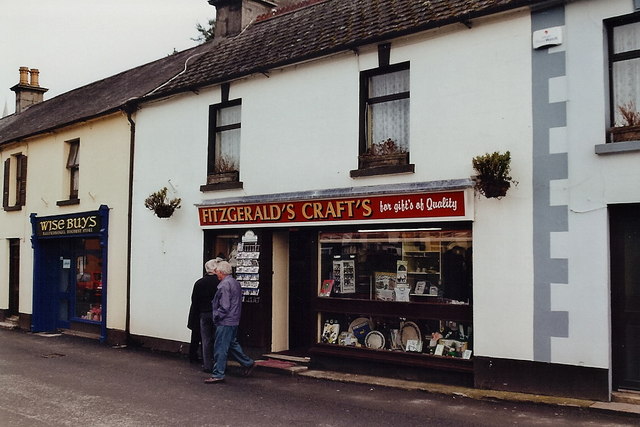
[204,258,222,274]
[215,260,233,275]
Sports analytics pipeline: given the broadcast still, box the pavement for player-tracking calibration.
[255,354,640,419]
[2,320,639,419]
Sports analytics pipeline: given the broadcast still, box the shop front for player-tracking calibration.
[198,185,474,382]
[30,206,109,341]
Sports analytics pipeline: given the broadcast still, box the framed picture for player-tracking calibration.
[414,281,426,295]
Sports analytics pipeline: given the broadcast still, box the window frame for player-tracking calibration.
[353,61,413,177]
[3,153,27,211]
[57,139,80,206]
[201,98,243,191]
[606,12,640,132]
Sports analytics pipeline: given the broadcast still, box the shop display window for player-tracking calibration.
[74,238,103,322]
[316,228,472,360]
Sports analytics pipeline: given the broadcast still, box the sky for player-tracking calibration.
[1,0,215,116]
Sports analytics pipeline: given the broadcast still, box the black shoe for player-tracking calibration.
[242,362,256,377]
[202,368,212,374]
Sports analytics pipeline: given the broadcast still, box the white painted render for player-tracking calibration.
[0,114,131,331]
[130,9,537,358]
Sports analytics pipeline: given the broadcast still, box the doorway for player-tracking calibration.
[288,229,317,354]
[8,239,20,317]
[32,238,103,332]
[610,203,640,391]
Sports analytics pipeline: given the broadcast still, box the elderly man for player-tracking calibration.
[204,260,255,384]
[190,258,221,373]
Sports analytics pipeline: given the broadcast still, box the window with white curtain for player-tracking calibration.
[608,16,640,127]
[360,62,410,156]
[208,99,241,179]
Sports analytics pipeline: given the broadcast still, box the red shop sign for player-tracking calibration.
[199,190,466,226]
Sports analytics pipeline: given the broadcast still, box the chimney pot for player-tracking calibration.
[29,68,40,87]
[19,66,29,85]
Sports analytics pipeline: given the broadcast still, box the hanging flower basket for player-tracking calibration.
[144,187,181,218]
[472,151,517,199]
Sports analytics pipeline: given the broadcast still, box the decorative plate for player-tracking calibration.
[400,321,422,351]
[364,330,385,349]
[349,317,374,345]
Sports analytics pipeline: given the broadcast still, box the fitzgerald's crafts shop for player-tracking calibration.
[198,184,475,383]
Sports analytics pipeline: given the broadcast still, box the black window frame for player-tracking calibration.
[606,12,640,137]
[3,153,27,211]
[201,93,243,192]
[352,61,413,177]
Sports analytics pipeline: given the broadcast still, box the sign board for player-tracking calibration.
[34,212,101,237]
[199,190,466,227]
[532,26,563,49]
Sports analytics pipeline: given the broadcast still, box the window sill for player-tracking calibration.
[3,205,23,212]
[350,164,415,178]
[56,198,80,206]
[200,181,244,192]
[595,140,640,155]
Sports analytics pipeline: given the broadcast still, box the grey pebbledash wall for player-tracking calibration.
[531,5,569,363]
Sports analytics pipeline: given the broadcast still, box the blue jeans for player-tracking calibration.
[199,312,215,371]
[212,325,254,379]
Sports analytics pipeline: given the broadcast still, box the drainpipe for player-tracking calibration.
[124,101,137,344]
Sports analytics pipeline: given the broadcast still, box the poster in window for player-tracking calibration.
[396,260,408,284]
[374,271,396,301]
[319,279,334,297]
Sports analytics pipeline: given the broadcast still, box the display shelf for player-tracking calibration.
[309,343,473,373]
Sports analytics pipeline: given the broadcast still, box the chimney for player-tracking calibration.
[10,66,48,113]
[208,0,276,38]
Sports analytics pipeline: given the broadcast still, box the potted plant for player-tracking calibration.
[358,138,409,169]
[609,101,640,142]
[207,155,239,184]
[472,151,517,199]
[144,187,181,218]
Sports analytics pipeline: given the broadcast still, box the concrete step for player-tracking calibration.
[612,390,640,405]
[262,353,311,365]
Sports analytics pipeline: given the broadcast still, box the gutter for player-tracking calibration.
[123,101,137,343]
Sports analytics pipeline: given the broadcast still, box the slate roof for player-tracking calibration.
[151,0,549,97]
[1,0,548,145]
[0,44,212,145]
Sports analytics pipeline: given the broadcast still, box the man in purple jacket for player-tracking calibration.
[204,260,255,384]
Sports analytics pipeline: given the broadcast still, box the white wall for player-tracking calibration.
[543,0,638,369]
[131,10,536,352]
[0,114,131,330]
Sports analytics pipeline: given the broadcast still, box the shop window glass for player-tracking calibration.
[317,228,473,359]
[74,238,102,321]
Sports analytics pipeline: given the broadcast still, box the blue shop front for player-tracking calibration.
[30,205,109,341]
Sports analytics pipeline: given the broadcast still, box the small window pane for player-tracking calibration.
[370,69,409,98]
[218,105,241,127]
[215,128,241,172]
[613,58,640,125]
[67,142,79,168]
[369,98,410,151]
[614,22,640,54]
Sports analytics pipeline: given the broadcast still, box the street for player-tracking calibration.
[0,329,637,426]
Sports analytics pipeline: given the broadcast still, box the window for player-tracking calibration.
[3,153,27,211]
[354,61,412,176]
[315,227,473,360]
[203,83,242,190]
[67,140,79,199]
[607,13,640,142]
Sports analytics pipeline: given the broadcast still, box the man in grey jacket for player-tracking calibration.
[204,260,255,384]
